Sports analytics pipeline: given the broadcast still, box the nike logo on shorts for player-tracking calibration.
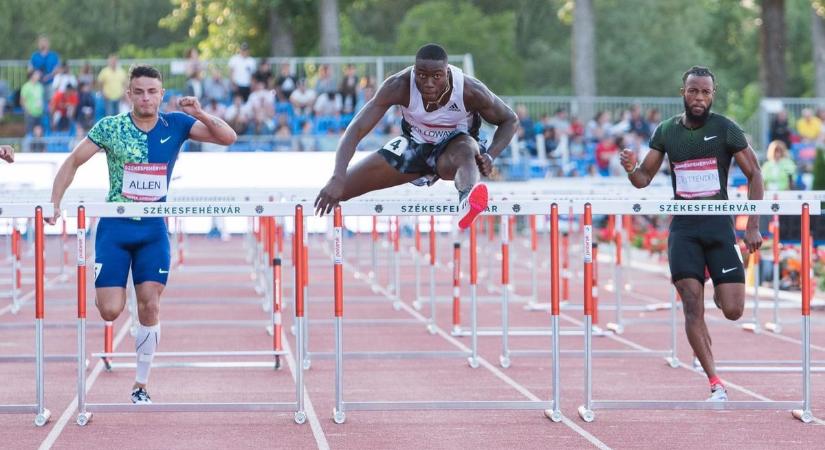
[703,135,717,141]
[721,267,736,274]
[160,136,171,144]
[158,268,169,274]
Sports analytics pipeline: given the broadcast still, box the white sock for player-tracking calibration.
[135,323,160,385]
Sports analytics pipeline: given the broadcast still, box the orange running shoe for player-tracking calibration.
[458,183,488,230]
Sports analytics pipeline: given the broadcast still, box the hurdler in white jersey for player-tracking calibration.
[315,43,518,230]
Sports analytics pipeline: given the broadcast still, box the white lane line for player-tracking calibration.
[281,324,329,450]
[38,318,133,450]
[332,246,611,450]
[0,274,67,316]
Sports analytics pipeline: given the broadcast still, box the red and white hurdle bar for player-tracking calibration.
[0,204,54,427]
[66,203,309,426]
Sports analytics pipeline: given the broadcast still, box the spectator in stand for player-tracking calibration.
[25,124,46,153]
[228,43,256,101]
[28,35,60,95]
[69,123,86,150]
[339,64,359,115]
[313,91,342,132]
[97,54,128,116]
[796,108,821,143]
[314,64,336,94]
[274,114,292,138]
[290,78,316,117]
[76,82,96,129]
[184,70,205,102]
[298,120,316,151]
[762,140,796,191]
[224,94,250,135]
[253,59,273,89]
[49,83,79,131]
[184,47,204,79]
[246,81,275,134]
[203,67,231,103]
[0,78,8,122]
[52,62,77,94]
[275,63,297,100]
[542,126,559,158]
[769,109,792,148]
[203,98,226,120]
[77,62,95,87]
[646,107,661,134]
[595,134,620,176]
[515,104,536,156]
[548,108,571,137]
[585,110,612,144]
[628,104,650,140]
[21,70,44,134]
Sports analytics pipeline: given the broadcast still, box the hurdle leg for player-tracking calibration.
[332,206,346,424]
[545,204,562,422]
[500,215,511,368]
[578,204,595,422]
[427,216,437,334]
[766,220,782,332]
[451,242,462,335]
[392,217,402,311]
[666,287,680,368]
[468,221,479,368]
[742,251,761,333]
[33,208,51,427]
[793,206,813,423]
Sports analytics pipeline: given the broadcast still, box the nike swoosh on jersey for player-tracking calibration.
[160,136,171,144]
[721,267,736,273]
[703,135,717,141]
[158,269,169,274]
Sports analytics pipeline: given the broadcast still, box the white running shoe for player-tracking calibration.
[458,183,488,230]
[131,387,152,404]
[706,384,727,402]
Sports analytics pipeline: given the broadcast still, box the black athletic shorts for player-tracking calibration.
[667,215,745,285]
[377,131,486,186]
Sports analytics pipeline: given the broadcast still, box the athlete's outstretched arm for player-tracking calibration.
[314,75,405,215]
[48,138,101,224]
[735,146,764,253]
[621,148,664,188]
[180,97,237,146]
[463,77,518,175]
[0,145,14,163]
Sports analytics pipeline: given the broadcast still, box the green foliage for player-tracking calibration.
[393,1,521,93]
[722,82,762,126]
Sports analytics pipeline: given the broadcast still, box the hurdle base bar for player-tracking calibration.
[92,350,287,359]
[508,349,673,358]
[0,405,51,427]
[764,322,783,333]
[716,366,825,373]
[308,350,470,360]
[341,400,555,412]
[307,318,421,326]
[587,399,802,411]
[453,327,612,337]
[84,402,299,413]
[108,361,285,370]
[793,409,814,423]
[0,354,79,362]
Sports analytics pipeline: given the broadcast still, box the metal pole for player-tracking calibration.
[302,218,310,370]
[392,217,401,310]
[468,221,479,368]
[413,220,422,310]
[428,216,436,334]
[500,215,511,368]
[545,203,562,422]
[273,258,282,370]
[332,206,346,424]
[34,207,50,427]
[667,287,680,368]
[530,215,538,307]
[793,204,813,423]
[76,207,91,425]
[451,242,461,335]
[767,213,782,332]
[294,206,307,423]
[578,203,595,422]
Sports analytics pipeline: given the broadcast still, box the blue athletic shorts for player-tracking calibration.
[94,217,170,288]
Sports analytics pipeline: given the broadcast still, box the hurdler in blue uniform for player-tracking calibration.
[48,65,237,404]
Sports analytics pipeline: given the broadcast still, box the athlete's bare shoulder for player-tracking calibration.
[373,67,411,108]
[461,74,496,113]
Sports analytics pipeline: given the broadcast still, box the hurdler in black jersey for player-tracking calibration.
[619,66,764,401]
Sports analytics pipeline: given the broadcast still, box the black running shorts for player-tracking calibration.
[377,131,485,186]
[667,215,745,285]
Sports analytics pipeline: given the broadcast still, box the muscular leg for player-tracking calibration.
[713,283,745,321]
[133,281,164,389]
[675,278,718,380]
[434,135,480,193]
[341,152,422,201]
[95,287,127,322]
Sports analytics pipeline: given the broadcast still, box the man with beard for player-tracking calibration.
[314,43,518,229]
[619,66,763,401]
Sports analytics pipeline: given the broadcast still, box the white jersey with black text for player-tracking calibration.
[401,64,479,145]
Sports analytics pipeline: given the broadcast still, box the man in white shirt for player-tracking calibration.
[289,79,316,117]
[227,43,256,102]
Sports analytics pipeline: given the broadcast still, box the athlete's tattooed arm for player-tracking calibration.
[181,96,237,145]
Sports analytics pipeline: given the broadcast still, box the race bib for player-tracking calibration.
[381,136,408,157]
[673,158,720,199]
[122,163,168,201]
